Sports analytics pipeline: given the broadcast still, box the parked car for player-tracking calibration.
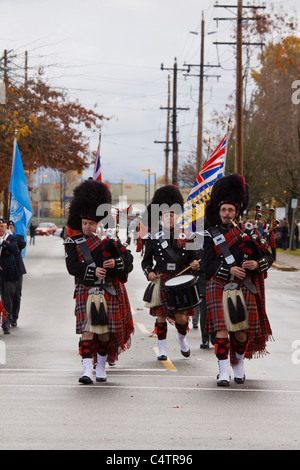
[35,222,58,236]
[54,228,63,237]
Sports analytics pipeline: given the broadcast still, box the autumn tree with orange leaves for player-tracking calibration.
[249,35,300,207]
[0,74,108,212]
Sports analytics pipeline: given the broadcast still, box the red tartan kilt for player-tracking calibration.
[149,273,195,319]
[206,276,272,360]
[74,280,134,363]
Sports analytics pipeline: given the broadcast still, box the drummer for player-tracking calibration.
[141,185,199,360]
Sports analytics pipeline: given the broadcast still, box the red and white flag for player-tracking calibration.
[93,143,102,182]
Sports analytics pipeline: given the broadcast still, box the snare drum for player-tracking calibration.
[164,274,201,311]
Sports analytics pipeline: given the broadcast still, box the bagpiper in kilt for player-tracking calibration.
[64,179,134,385]
[202,173,273,387]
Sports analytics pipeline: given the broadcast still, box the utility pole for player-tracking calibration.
[172,59,178,185]
[198,14,205,175]
[155,75,172,184]
[25,51,28,87]
[236,0,243,174]
[185,12,221,173]
[214,1,266,174]
[159,58,189,186]
[165,75,171,184]
[3,50,8,87]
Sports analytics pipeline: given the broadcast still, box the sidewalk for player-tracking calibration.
[272,251,300,271]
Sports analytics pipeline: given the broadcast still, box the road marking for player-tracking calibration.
[153,347,177,371]
[0,383,299,394]
[136,322,150,334]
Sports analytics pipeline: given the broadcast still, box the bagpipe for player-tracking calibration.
[84,224,133,332]
[230,204,279,262]
[223,206,277,332]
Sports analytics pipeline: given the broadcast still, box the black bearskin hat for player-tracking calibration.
[150,184,184,210]
[143,184,184,231]
[205,173,249,227]
[67,179,112,231]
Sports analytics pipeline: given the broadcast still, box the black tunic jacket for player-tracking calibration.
[141,229,199,278]
[65,234,133,286]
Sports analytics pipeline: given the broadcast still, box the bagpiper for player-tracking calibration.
[64,179,134,384]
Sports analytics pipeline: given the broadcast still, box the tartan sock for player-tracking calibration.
[214,337,230,360]
[96,339,109,357]
[156,321,167,340]
[233,336,247,355]
[175,322,188,336]
[79,339,94,359]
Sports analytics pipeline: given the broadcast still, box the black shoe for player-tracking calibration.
[180,349,190,358]
[3,329,10,334]
[158,355,167,361]
[234,375,245,384]
[79,375,93,385]
[96,377,107,382]
[217,379,230,387]
[11,322,17,327]
[200,341,209,349]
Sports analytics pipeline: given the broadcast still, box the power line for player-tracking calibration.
[159,59,189,186]
[213,0,266,174]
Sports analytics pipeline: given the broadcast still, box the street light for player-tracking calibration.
[141,169,150,206]
[148,172,156,197]
[38,174,48,223]
[119,178,126,197]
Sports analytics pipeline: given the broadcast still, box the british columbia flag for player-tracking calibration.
[93,143,102,182]
[178,133,227,230]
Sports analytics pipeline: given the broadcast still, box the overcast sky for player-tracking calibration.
[1,0,299,185]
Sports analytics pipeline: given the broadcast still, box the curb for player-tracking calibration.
[272,262,298,272]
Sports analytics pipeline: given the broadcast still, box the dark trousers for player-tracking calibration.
[0,280,18,330]
[193,298,209,343]
[11,276,23,322]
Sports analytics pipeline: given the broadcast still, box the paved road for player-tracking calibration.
[0,235,299,451]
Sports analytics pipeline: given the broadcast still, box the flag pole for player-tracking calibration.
[98,129,102,181]
[223,118,231,174]
[98,129,102,152]
[7,128,18,219]
[12,128,18,167]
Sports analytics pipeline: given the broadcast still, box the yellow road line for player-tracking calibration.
[136,322,150,334]
[153,347,177,371]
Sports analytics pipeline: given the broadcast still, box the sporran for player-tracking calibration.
[222,282,248,332]
[143,277,162,308]
[86,287,109,334]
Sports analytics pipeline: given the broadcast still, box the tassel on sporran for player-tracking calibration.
[222,285,248,332]
[87,290,109,334]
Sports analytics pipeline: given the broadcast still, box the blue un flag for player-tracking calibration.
[9,142,32,256]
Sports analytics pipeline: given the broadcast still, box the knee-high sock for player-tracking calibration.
[96,339,109,357]
[175,321,188,336]
[214,337,230,360]
[156,321,167,340]
[233,336,247,355]
[79,339,94,359]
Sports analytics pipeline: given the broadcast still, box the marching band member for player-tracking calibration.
[141,185,199,361]
[202,173,273,386]
[64,179,134,384]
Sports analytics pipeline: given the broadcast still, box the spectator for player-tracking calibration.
[8,221,26,327]
[0,218,20,334]
[295,220,299,249]
[29,223,37,245]
[280,218,289,250]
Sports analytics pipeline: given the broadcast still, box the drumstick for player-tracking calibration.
[176,259,201,277]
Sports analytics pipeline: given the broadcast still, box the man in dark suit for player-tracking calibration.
[0,218,20,334]
[8,220,26,326]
